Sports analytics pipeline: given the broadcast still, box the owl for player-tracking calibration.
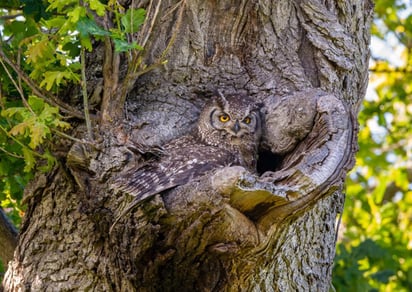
[111,92,262,228]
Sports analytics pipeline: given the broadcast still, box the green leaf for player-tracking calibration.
[46,0,76,13]
[394,169,409,190]
[38,103,59,121]
[77,17,110,38]
[27,96,45,113]
[9,118,31,138]
[121,8,146,33]
[26,38,54,64]
[113,38,143,52]
[370,270,396,284]
[80,37,93,52]
[21,0,51,21]
[88,0,106,16]
[39,150,57,172]
[3,19,38,47]
[39,71,73,90]
[62,41,81,58]
[67,6,86,23]
[52,118,71,130]
[22,147,36,172]
[0,0,20,9]
[1,107,29,120]
[28,121,49,149]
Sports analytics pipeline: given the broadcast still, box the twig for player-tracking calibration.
[0,46,84,119]
[0,146,24,159]
[120,0,184,99]
[140,0,162,49]
[0,58,35,115]
[369,67,412,74]
[159,0,185,60]
[161,0,184,20]
[51,128,97,148]
[80,47,93,140]
[0,14,23,20]
[0,124,43,158]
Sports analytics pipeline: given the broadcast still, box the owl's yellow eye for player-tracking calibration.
[243,117,251,124]
[219,114,230,123]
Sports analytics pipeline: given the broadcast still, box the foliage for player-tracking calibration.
[333,0,412,291]
[0,0,146,278]
[0,0,146,276]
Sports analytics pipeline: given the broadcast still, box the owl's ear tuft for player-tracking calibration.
[255,102,265,110]
[211,89,228,108]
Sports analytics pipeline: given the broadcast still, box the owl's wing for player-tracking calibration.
[110,145,236,232]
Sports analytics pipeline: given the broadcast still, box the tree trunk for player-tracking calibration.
[0,209,17,267]
[3,0,373,291]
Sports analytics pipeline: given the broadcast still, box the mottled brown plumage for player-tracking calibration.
[111,92,262,229]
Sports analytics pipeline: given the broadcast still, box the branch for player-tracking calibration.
[0,145,24,159]
[0,14,23,20]
[369,68,412,74]
[100,36,120,124]
[80,47,93,139]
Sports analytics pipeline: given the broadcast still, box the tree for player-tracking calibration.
[1,0,373,290]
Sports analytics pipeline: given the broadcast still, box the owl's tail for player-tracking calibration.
[109,193,156,234]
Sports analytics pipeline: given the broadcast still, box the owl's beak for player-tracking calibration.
[231,120,241,134]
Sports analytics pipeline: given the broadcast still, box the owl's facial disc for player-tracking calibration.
[208,107,258,140]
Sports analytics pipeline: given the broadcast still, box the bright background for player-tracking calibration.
[332,0,412,290]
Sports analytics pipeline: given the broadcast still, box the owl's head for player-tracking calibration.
[197,92,262,148]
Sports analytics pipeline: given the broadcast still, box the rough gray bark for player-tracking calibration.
[3,0,373,291]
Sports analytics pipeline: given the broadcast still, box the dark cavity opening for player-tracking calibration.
[257,149,283,175]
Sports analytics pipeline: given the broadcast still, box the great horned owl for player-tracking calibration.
[112,92,262,227]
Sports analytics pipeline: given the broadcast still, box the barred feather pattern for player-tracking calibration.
[116,135,238,202]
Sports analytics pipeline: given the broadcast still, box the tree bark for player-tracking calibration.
[3,0,373,291]
[0,208,17,267]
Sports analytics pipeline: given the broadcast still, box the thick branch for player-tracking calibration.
[100,37,121,124]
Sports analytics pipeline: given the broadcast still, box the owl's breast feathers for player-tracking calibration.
[113,135,238,206]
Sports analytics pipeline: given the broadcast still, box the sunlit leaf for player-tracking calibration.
[68,6,86,23]
[26,39,54,64]
[39,71,73,90]
[121,8,146,33]
[22,147,35,172]
[46,0,76,13]
[27,95,44,113]
[89,0,106,16]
